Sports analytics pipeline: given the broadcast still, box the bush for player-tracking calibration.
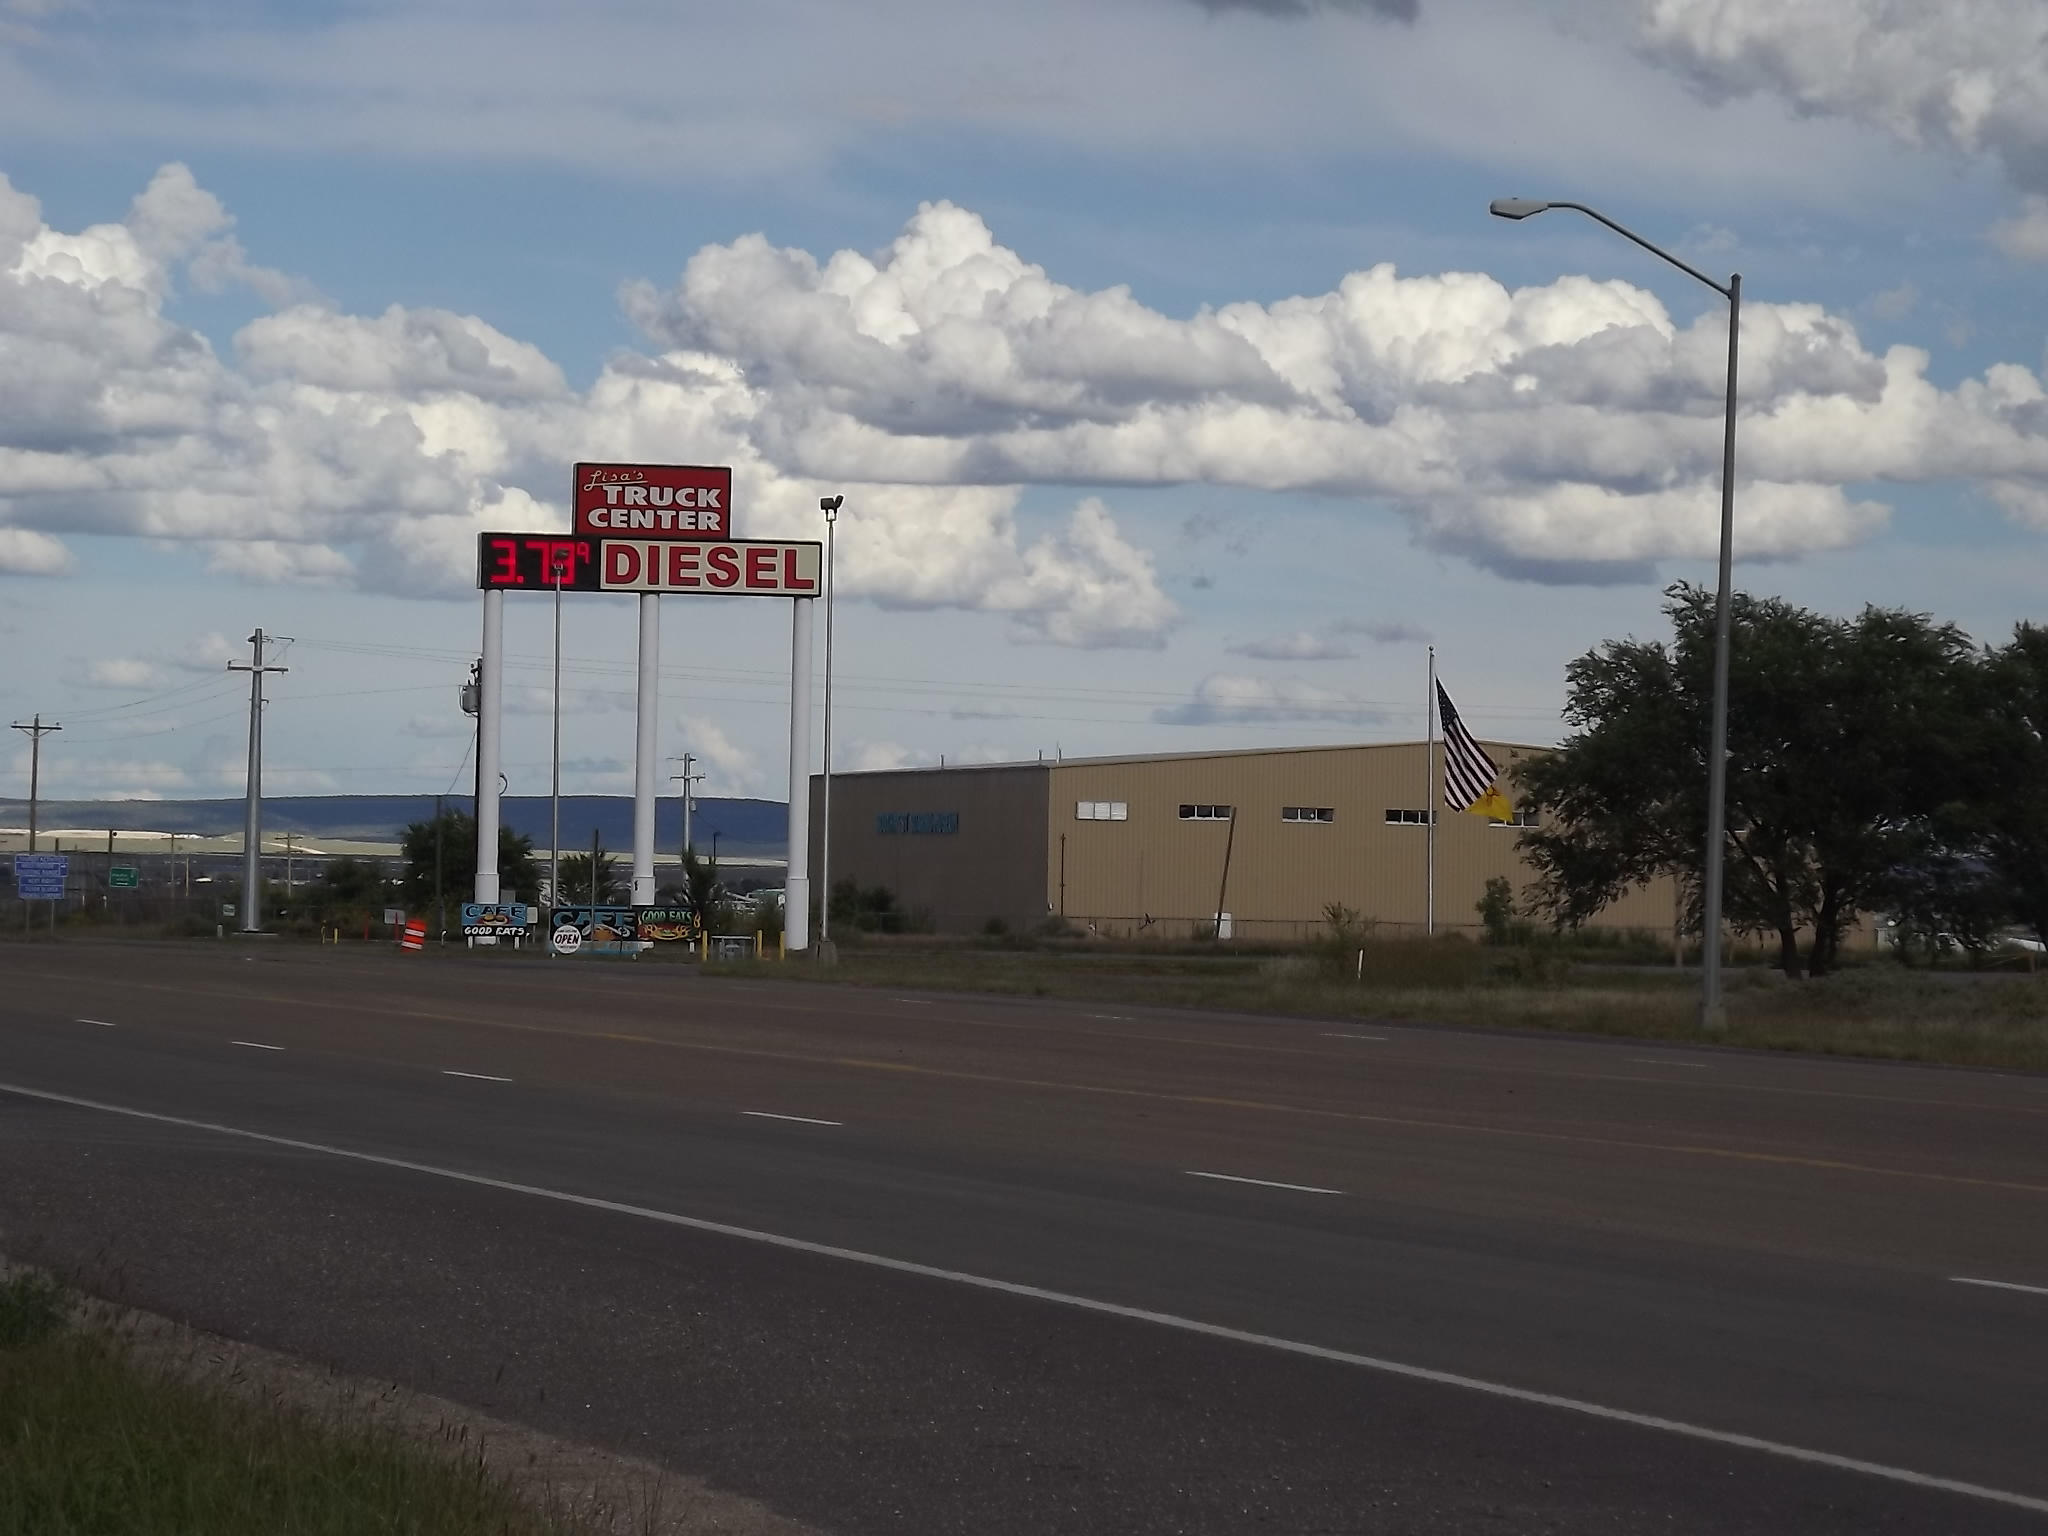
[0,1271,65,1349]
[983,916,1010,937]
[1477,878,1516,945]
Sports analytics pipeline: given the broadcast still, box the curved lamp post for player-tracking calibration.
[1490,197,1740,1029]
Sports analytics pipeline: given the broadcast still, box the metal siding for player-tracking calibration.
[808,766,1049,932]
[812,743,1677,941]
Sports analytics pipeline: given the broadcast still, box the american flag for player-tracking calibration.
[1436,680,1502,812]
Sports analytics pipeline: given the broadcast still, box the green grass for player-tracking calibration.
[0,1272,579,1536]
[713,940,2048,1071]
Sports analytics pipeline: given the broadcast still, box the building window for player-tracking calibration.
[1383,808,1436,825]
[1282,806,1335,823]
[1490,809,1541,828]
[1076,800,1128,822]
[1178,803,1233,820]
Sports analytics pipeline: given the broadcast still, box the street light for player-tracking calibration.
[818,493,843,957]
[1490,196,1741,1030]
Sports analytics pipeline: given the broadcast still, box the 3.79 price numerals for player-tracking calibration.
[477,534,601,591]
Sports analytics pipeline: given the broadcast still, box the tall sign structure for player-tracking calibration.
[473,464,823,950]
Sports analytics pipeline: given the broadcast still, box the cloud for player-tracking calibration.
[1333,618,1430,643]
[1869,283,1919,322]
[172,632,245,672]
[0,527,71,574]
[1182,0,1418,22]
[10,167,2048,631]
[676,714,760,796]
[1991,195,2048,261]
[1227,630,1358,661]
[850,741,919,773]
[82,658,163,689]
[1156,673,1384,725]
[1623,0,2048,191]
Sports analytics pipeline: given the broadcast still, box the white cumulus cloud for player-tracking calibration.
[8,165,2048,638]
[1228,630,1359,661]
[1156,673,1384,725]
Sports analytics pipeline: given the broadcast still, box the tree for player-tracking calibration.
[1516,585,1975,977]
[304,856,391,921]
[399,811,539,923]
[556,848,623,906]
[1962,624,2048,948]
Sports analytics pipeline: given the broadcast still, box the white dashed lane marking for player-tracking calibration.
[1185,1170,1343,1196]
[1952,1276,2048,1297]
[742,1111,843,1127]
[230,1041,283,1051]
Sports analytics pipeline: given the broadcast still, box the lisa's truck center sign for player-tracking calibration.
[599,539,820,595]
[574,463,732,538]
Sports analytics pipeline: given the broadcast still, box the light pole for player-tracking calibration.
[1490,196,1740,1028]
[818,494,843,957]
[549,543,567,925]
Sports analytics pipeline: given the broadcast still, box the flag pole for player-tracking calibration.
[1425,645,1436,937]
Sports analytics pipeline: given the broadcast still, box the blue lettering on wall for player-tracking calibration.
[876,811,960,835]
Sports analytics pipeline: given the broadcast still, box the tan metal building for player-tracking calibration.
[807,741,1678,941]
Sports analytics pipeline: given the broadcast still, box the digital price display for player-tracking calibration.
[477,533,602,591]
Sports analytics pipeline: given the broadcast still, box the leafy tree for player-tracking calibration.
[556,848,624,906]
[1516,585,1975,977]
[1961,624,2048,948]
[1875,851,2011,967]
[399,811,539,924]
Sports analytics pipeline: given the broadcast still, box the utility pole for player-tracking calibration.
[10,715,60,851]
[228,632,287,935]
[671,753,703,864]
[460,660,482,819]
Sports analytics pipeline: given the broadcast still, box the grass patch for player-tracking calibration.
[714,941,2048,1071]
[0,1272,581,1536]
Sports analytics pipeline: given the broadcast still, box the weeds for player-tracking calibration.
[0,1271,593,1536]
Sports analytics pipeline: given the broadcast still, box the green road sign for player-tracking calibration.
[108,866,139,889]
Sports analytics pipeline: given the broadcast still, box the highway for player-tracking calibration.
[3,942,2047,1533]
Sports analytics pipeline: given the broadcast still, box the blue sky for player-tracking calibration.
[4,0,2047,805]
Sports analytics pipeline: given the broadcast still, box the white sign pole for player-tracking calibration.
[784,596,815,953]
[475,588,504,904]
[631,592,661,907]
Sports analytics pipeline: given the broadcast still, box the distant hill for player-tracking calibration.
[0,794,787,859]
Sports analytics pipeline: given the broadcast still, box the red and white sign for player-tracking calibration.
[574,463,733,539]
[599,539,821,596]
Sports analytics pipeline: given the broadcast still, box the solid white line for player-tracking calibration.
[75,1018,117,1028]
[1185,1170,1344,1196]
[1322,1032,1388,1042]
[890,998,934,1006]
[229,1041,283,1051]
[2,1080,2043,1520]
[742,1110,843,1127]
[1952,1276,2048,1297]
[442,1071,513,1084]
[1628,1057,1708,1069]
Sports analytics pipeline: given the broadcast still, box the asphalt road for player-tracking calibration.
[3,941,2046,1533]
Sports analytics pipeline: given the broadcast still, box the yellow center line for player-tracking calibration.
[23,969,2048,1196]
